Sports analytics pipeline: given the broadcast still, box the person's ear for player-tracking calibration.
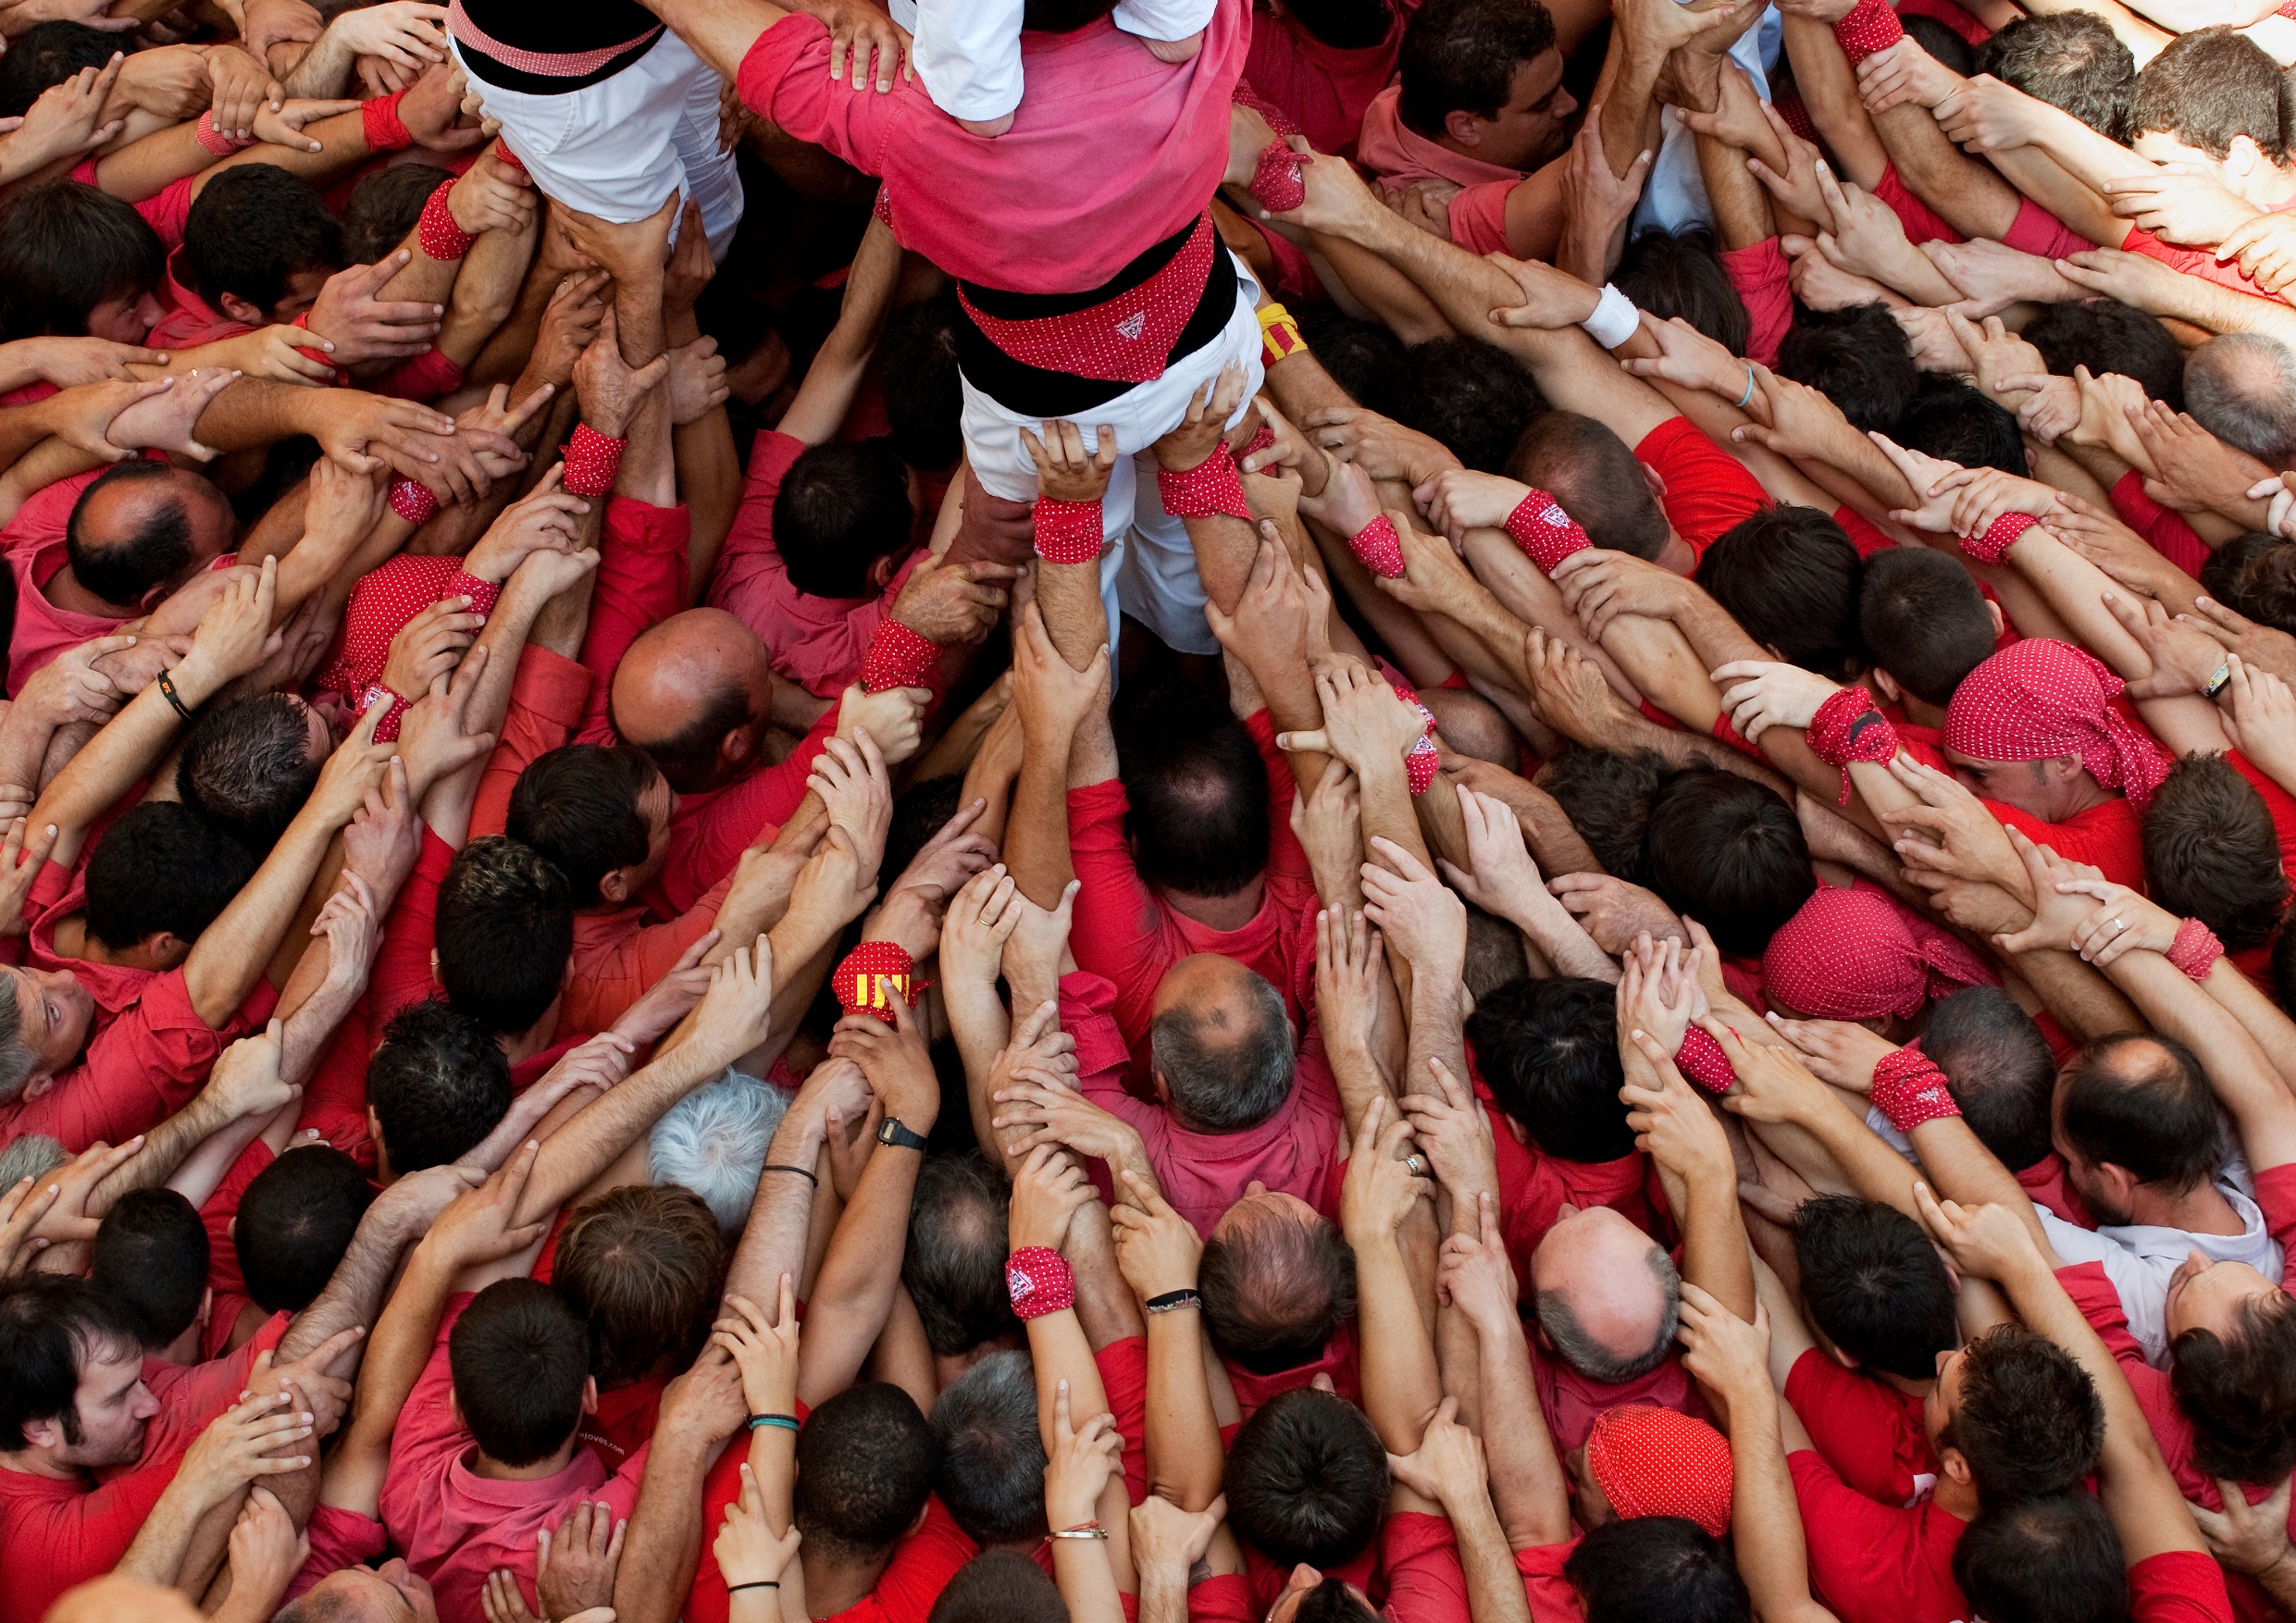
[137,582,172,613]
[2046,752,2085,785]
[598,868,631,906]
[2228,135,2262,181]
[1986,598,2005,638]
[907,1501,931,1538]
[1870,668,1905,705]
[217,292,266,327]
[428,947,440,982]
[198,1286,213,1330]
[721,726,753,768]
[144,931,185,967]
[581,1375,599,1418]
[1443,108,1484,147]
[23,1072,54,1098]
[1642,464,1669,503]
[1503,1113,1531,1147]
[1939,1444,1973,1487]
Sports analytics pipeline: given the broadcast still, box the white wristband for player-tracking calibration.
[1581,283,1640,351]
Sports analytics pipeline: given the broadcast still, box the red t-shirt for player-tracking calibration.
[1481,1095,1651,1292]
[1633,417,1770,564]
[1514,1541,1583,1623]
[1785,1346,1937,1506]
[1239,3,1404,160]
[2109,471,2210,580]
[1222,1321,1362,1419]
[2130,1551,2235,1623]
[1788,1449,1968,1623]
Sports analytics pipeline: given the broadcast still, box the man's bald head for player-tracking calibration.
[1532,1206,1681,1383]
[66,462,236,612]
[2186,332,2296,467]
[609,608,775,793]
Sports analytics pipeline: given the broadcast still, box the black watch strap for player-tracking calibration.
[877,1116,928,1151]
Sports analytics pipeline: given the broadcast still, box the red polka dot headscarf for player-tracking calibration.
[1762,886,1998,1022]
[1943,639,2173,811]
[1584,1405,1733,1538]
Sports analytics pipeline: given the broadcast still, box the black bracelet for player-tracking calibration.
[1145,1287,1202,1315]
[155,669,193,723]
[726,1582,781,1594]
[762,1163,818,1185]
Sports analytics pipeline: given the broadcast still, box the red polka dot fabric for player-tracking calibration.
[1958,511,2036,566]
[1006,1245,1076,1319]
[417,181,476,263]
[388,477,440,526]
[859,618,938,694]
[1505,489,1592,576]
[833,940,917,1024]
[318,552,499,741]
[1674,1028,1735,1094]
[1943,638,2174,809]
[1833,0,1906,62]
[1032,496,1104,565]
[1869,1047,1962,1134]
[1248,141,1307,214]
[1763,886,1998,1023]
[561,423,627,498]
[1585,1405,1733,1537]
[959,214,1217,386]
[1156,442,1252,522]
[1349,514,1405,580]
[2166,917,2224,982]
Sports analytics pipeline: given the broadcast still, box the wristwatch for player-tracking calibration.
[876,1116,928,1152]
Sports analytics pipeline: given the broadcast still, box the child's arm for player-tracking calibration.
[912,0,1025,136]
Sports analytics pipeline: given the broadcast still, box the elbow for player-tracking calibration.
[958,113,1015,138]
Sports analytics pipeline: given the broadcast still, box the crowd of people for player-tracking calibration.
[13,0,2296,1621]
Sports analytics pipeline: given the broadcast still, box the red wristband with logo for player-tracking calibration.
[832,941,917,1024]
[418,180,476,261]
[1033,496,1103,565]
[561,424,626,497]
[1007,1246,1076,1319]
[362,90,413,153]
[1156,443,1250,522]
[1248,141,1307,214]
[388,477,440,526]
[1869,1048,1961,1134]
[1832,0,1905,63]
[1961,511,2037,565]
[1805,687,1899,802]
[1504,489,1592,575]
[860,619,938,694]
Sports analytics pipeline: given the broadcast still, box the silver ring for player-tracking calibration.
[2114,918,2127,932]
[1405,1154,1427,1176]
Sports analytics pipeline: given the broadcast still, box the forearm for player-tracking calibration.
[1472,1314,1571,1549]
[91,1085,237,1210]
[1142,1307,1222,1510]
[1449,1492,1535,1623]
[517,1037,724,1226]
[114,1473,221,1590]
[1907,1115,2053,1249]
[1347,1234,1441,1451]
[1507,892,1617,981]
[1724,1391,1832,1623]
[1680,1176,1756,1319]
[614,1422,718,1623]
[279,1201,421,1362]
[186,811,338,1026]
[794,1146,925,1404]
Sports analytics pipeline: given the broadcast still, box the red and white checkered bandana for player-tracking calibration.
[1763,886,1997,1022]
[1944,639,2173,811]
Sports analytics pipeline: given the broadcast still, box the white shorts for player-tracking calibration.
[453,30,744,262]
[959,252,1264,657]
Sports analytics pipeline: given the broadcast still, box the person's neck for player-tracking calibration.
[1875,1369,1936,1400]
[1157,874,1265,933]
[42,565,139,621]
[496,1006,560,1067]
[471,1438,579,1482]
[800,1541,895,1619]
[53,916,154,970]
[2128,1178,2244,1236]
[0,1443,80,1481]
[2049,774,2116,822]
[1933,1471,1980,1522]
[2240,163,2296,210]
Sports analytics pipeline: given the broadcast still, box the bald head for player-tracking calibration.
[1149,954,1294,1133]
[609,609,774,793]
[1532,1206,1680,1383]
[66,462,235,612]
[2186,332,2296,466]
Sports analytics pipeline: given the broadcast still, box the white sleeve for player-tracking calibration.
[912,0,1026,123]
[2036,1210,2172,1369]
[1111,0,1220,41]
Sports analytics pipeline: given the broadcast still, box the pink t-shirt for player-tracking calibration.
[735,2,1243,294]
[379,1295,649,1623]
[3,465,150,692]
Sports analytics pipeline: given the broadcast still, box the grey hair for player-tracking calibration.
[930,1349,1050,1545]
[0,973,38,1107]
[2185,333,2296,465]
[1534,1245,1682,1384]
[0,1133,67,1187]
[648,1068,790,1231]
[1149,971,1295,1133]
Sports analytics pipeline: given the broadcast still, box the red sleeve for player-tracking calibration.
[1380,1511,1471,1623]
[1188,1575,1258,1623]
[1783,1346,1928,1506]
[1632,416,1769,560]
[1982,798,2147,890]
[2107,472,2211,579]
[2128,1552,2234,1623]
[285,1505,389,1603]
[1719,239,1793,366]
[708,429,805,600]
[293,1000,376,1171]
[1093,1335,1150,1505]
[370,346,465,403]
[559,874,730,1035]
[474,645,594,840]
[1512,1542,1586,1623]
[1786,1449,1935,1622]
[2001,198,2091,260]
[371,828,455,1022]
[651,704,837,917]
[1243,709,1311,886]
[1871,163,1961,247]
[577,498,693,746]
[1446,180,1516,257]
[1066,778,1180,1052]
[2123,229,2284,302]
[135,176,197,250]
[734,14,899,174]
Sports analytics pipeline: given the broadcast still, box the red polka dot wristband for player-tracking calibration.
[1006,1246,1076,1319]
[1804,687,1898,802]
[194,110,252,155]
[389,477,440,526]
[1869,1047,1961,1134]
[1350,515,1406,580]
[1032,496,1103,566]
[1504,489,1591,575]
[1960,510,2037,566]
[832,941,917,1024]
[2166,917,2223,982]
[860,619,938,694]
[1156,443,1250,523]
[418,180,476,262]
[1248,141,1307,214]
[561,424,626,498]
[1674,1027,1736,1095]
[1832,0,1905,63]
